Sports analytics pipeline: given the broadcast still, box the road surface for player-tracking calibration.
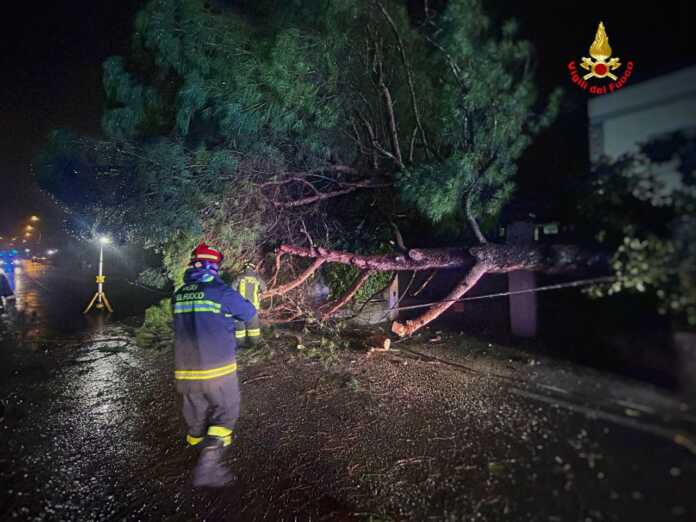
[1,263,694,521]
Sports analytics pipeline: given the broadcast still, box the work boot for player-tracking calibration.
[192,441,236,488]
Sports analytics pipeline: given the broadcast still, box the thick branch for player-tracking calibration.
[262,257,326,299]
[465,189,488,245]
[269,251,284,288]
[392,261,490,337]
[321,270,374,320]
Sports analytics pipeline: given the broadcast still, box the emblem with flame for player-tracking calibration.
[580,22,621,80]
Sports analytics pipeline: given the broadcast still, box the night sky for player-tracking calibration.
[1,1,694,239]
[0,0,141,238]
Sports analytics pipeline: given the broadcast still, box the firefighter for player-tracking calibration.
[232,262,266,347]
[173,242,257,488]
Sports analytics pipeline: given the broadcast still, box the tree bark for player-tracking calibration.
[274,243,603,275]
[391,261,490,337]
[276,244,472,271]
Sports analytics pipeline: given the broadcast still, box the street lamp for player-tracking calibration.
[30,216,39,222]
[83,236,114,314]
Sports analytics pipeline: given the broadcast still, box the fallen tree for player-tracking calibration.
[261,243,605,336]
[37,1,574,346]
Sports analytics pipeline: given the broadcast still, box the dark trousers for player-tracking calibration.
[181,373,240,446]
[235,314,261,346]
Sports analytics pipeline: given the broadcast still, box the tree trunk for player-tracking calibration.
[264,242,606,335]
[275,244,472,272]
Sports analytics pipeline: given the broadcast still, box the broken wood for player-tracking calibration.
[366,334,391,356]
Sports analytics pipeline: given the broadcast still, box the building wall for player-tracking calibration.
[588,65,696,160]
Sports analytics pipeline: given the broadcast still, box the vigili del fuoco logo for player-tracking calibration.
[568,22,634,95]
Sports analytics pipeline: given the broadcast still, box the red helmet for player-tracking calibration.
[190,242,224,265]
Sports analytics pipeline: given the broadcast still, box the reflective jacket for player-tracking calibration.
[232,269,266,309]
[173,268,256,389]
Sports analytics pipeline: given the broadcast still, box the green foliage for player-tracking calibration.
[585,132,696,327]
[295,335,340,367]
[324,264,394,303]
[397,0,561,229]
[38,0,558,289]
[135,298,174,349]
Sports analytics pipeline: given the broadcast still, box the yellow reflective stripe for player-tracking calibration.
[235,330,246,338]
[186,434,204,446]
[247,328,261,337]
[239,277,261,308]
[208,426,232,438]
[195,254,219,260]
[174,300,222,314]
[238,277,248,298]
[174,362,237,380]
[174,306,220,314]
[174,300,221,308]
[222,435,232,447]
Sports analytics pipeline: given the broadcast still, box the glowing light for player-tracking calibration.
[99,236,111,245]
[30,216,40,222]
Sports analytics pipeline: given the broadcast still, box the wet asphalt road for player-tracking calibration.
[1,263,695,521]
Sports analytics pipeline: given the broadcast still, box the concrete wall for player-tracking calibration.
[588,65,696,160]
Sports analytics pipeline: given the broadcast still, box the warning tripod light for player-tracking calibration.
[83,236,114,314]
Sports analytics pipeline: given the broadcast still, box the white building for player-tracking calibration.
[588,64,696,161]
